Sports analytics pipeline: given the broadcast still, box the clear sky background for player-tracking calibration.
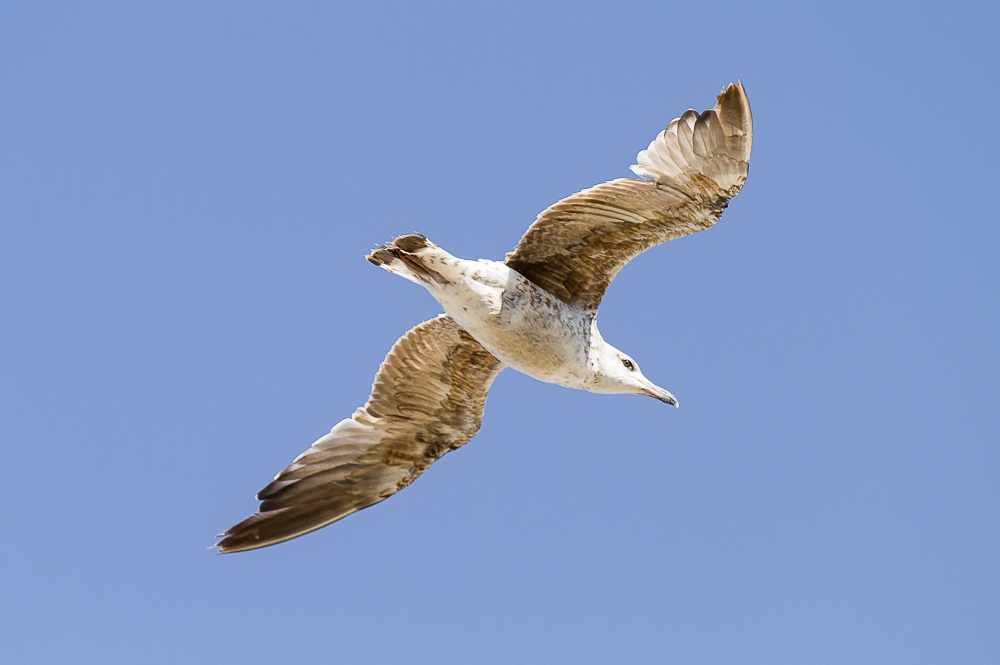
[2,1,998,663]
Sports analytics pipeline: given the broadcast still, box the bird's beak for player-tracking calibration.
[642,383,678,407]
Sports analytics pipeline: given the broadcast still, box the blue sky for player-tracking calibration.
[2,1,998,663]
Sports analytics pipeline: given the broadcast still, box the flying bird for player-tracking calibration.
[217,82,753,553]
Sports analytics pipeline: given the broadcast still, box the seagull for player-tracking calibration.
[216,82,752,553]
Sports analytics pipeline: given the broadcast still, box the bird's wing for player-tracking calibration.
[504,82,752,310]
[216,314,505,553]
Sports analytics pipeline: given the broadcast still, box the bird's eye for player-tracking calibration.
[621,358,635,371]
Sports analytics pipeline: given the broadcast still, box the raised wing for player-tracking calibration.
[216,315,505,553]
[505,82,752,310]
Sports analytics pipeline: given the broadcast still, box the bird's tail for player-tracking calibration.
[630,81,752,200]
[367,234,450,285]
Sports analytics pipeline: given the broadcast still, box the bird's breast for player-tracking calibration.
[432,261,593,388]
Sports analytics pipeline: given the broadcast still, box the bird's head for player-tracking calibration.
[590,343,678,407]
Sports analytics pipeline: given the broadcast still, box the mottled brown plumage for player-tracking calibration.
[216,315,503,553]
[506,82,751,310]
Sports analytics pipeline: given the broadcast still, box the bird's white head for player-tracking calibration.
[589,341,678,407]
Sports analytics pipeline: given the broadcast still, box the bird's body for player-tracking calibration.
[217,82,753,553]
[370,239,595,389]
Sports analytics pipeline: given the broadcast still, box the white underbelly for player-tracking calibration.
[429,260,592,388]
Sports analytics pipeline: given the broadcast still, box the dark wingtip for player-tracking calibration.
[715,80,752,162]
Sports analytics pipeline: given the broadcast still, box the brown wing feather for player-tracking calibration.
[505,82,752,310]
[216,315,505,553]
